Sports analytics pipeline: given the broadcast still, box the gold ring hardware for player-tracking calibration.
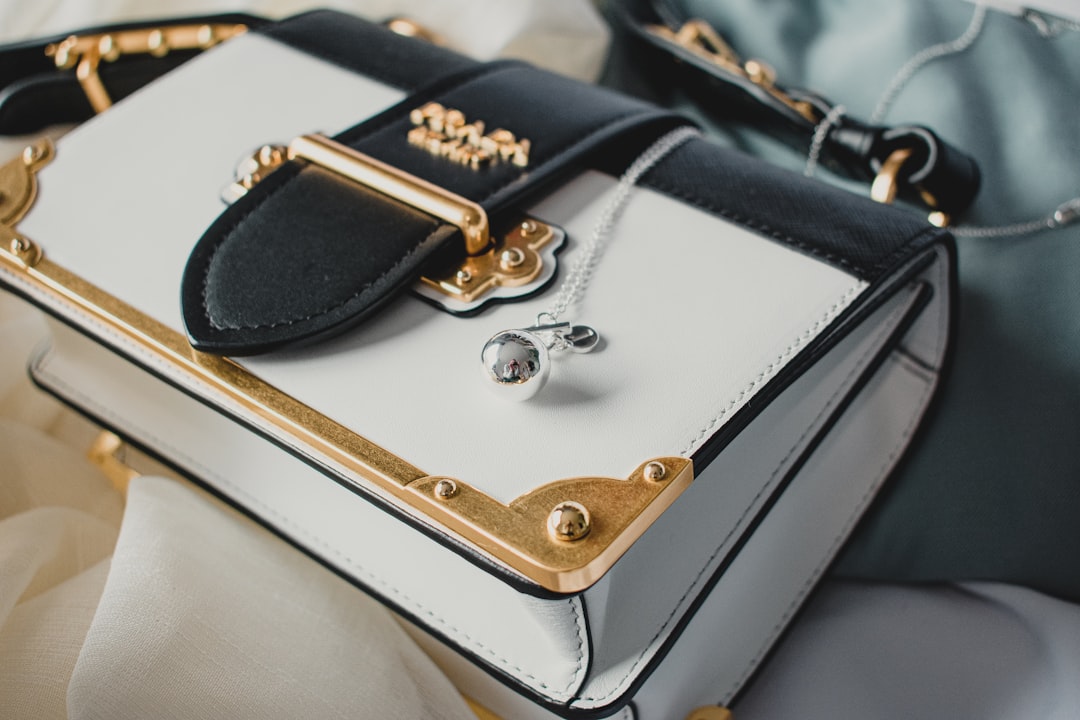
[870,148,951,226]
[45,23,247,113]
[87,431,140,495]
[288,134,492,255]
[647,20,819,124]
[685,707,733,720]
[384,17,445,46]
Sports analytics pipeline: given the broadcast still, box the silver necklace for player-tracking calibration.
[806,2,1079,238]
[480,126,700,400]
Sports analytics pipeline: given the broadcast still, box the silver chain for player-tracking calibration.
[869,4,988,124]
[807,2,1078,238]
[543,126,700,323]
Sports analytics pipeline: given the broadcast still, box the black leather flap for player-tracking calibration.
[181,43,688,355]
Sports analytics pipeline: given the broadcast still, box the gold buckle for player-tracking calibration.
[226,134,562,310]
[288,133,492,255]
[647,19,819,124]
[45,23,247,113]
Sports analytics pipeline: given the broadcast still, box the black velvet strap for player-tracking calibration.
[617,0,981,215]
[181,59,689,355]
[0,14,266,135]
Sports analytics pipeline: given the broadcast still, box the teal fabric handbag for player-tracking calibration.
[606,0,1080,601]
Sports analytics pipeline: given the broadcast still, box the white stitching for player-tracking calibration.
[719,351,938,703]
[35,363,583,701]
[676,283,863,457]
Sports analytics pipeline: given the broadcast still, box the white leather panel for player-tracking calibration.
[399,616,633,720]
[242,173,865,502]
[18,33,405,330]
[626,350,940,719]
[573,264,930,709]
[17,33,865,504]
[32,323,590,704]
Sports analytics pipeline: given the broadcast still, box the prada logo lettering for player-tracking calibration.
[408,103,531,169]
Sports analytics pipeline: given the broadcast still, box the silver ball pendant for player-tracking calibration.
[480,329,550,401]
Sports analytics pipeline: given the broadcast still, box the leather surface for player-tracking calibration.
[25,251,946,717]
[30,325,591,705]
[183,55,686,353]
[0,13,266,135]
[1,15,953,716]
[577,271,933,708]
[615,0,981,214]
[630,349,942,719]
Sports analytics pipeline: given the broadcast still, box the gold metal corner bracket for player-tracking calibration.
[225,135,559,312]
[0,138,695,593]
[406,457,693,593]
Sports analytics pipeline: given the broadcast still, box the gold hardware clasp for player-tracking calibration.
[647,20,819,124]
[289,133,492,254]
[224,137,559,311]
[45,23,247,113]
[415,218,560,308]
[0,138,53,269]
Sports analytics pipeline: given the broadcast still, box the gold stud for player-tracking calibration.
[643,461,667,482]
[547,501,591,542]
[500,247,526,270]
[147,29,167,57]
[433,479,459,500]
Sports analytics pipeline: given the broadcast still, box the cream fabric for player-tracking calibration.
[0,0,610,83]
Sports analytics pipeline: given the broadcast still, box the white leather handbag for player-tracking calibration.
[0,10,955,719]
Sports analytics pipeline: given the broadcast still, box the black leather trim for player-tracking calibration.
[0,13,266,135]
[630,135,944,282]
[257,9,477,92]
[182,56,688,355]
[615,0,980,214]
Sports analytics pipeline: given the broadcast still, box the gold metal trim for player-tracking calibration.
[686,707,734,720]
[45,23,247,113]
[417,218,557,303]
[290,133,491,255]
[226,144,556,307]
[0,141,695,593]
[408,102,531,169]
[870,148,912,206]
[647,20,819,124]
